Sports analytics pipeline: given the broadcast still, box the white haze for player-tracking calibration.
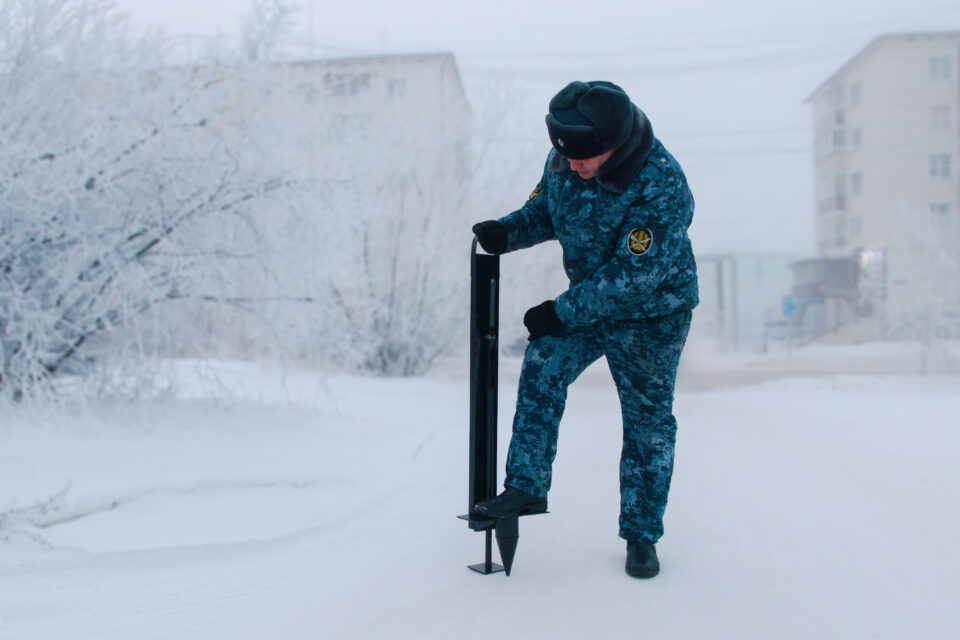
[112,0,960,254]
[3,4,960,637]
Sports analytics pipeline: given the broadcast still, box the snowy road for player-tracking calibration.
[1,360,958,639]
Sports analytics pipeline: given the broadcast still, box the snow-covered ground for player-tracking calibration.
[1,353,958,639]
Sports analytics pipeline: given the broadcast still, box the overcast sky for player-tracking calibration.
[113,0,960,254]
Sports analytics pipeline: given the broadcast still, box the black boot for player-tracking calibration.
[474,487,547,519]
[625,541,660,579]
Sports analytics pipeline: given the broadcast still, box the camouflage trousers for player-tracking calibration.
[504,309,691,543]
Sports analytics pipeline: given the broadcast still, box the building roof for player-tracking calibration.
[805,31,960,103]
[281,51,467,102]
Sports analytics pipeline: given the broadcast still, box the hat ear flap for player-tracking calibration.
[548,80,590,112]
[577,85,633,150]
[577,86,631,130]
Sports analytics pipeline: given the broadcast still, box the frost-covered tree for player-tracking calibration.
[317,165,463,376]
[240,0,297,62]
[885,211,960,371]
[0,0,291,401]
[1,2,548,396]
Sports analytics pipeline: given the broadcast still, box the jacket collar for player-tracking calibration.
[595,106,654,194]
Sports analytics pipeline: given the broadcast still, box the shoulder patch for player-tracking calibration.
[528,181,542,201]
[626,228,653,256]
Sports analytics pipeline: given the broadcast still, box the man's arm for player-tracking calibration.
[553,171,695,328]
[495,155,557,252]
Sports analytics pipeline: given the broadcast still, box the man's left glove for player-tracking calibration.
[472,220,508,254]
[523,300,564,340]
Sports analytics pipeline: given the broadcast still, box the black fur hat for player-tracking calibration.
[544,81,633,159]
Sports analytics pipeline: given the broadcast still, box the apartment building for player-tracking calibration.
[805,32,960,340]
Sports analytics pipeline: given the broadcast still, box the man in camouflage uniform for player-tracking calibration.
[472,81,698,579]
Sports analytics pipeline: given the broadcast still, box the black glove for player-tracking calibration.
[523,300,564,340]
[472,220,508,254]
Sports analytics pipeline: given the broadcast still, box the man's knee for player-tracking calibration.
[520,331,599,389]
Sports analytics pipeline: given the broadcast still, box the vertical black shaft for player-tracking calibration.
[469,238,500,513]
[485,530,494,573]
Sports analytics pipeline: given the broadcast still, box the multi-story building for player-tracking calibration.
[803,32,960,341]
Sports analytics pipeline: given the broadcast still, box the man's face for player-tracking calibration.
[567,147,617,180]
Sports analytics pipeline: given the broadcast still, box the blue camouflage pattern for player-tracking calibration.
[497,138,698,543]
[499,141,698,326]
[503,312,691,542]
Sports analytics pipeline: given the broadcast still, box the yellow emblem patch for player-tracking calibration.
[627,228,653,256]
[528,182,542,201]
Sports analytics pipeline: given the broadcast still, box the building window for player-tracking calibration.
[931,203,951,225]
[832,129,845,150]
[325,72,372,96]
[930,154,951,179]
[851,127,861,148]
[930,56,952,79]
[850,82,861,107]
[835,218,846,247]
[851,172,862,195]
[387,79,407,97]
[931,105,951,131]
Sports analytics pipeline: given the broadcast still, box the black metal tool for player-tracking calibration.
[458,238,542,576]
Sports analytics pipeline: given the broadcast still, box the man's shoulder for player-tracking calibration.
[631,141,686,190]
[640,139,680,174]
[624,140,692,221]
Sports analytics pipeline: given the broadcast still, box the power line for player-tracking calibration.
[458,43,861,80]
[664,126,811,139]
[456,35,863,62]
[679,147,812,158]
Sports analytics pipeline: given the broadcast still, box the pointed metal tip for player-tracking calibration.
[495,516,519,577]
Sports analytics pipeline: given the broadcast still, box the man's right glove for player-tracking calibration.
[472,220,508,254]
[523,300,564,340]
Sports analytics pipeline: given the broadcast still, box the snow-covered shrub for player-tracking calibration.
[0,0,289,401]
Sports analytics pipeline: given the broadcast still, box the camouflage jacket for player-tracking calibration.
[498,107,699,328]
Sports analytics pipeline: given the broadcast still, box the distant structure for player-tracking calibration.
[156,53,472,361]
[802,32,960,343]
[689,252,804,353]
[223,52,469,198]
